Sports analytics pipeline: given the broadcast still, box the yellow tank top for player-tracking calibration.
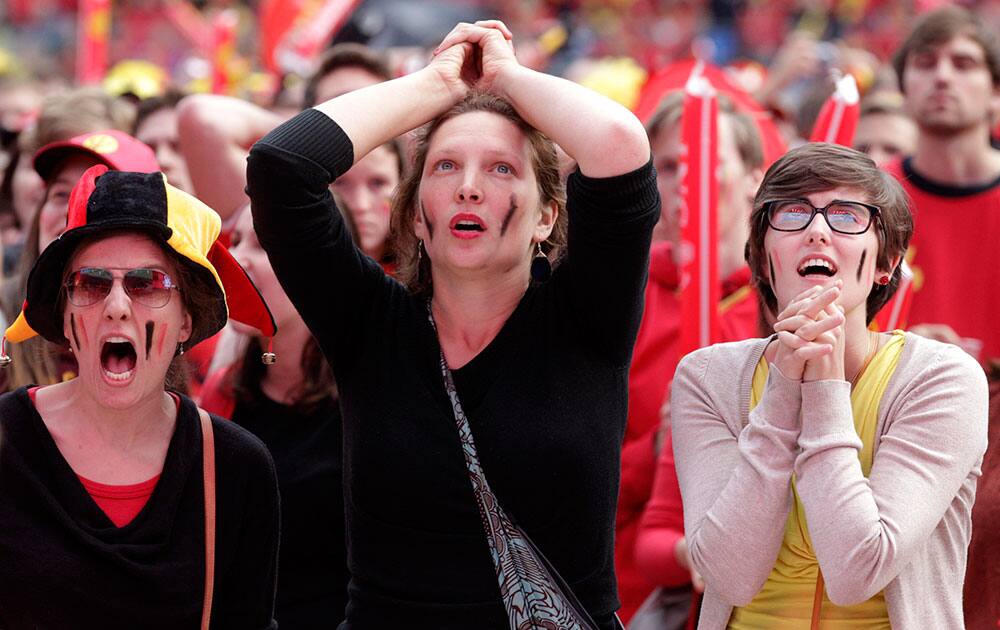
[728,331,905,629]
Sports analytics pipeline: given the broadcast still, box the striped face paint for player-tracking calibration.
[500,194,518,236]
[856,250,867,283]
[156,323,169,357]
[145,321,154,360]
[768,254,778,288]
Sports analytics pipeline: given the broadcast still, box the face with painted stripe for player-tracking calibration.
[763,187,884,323]
[62,232,192,409]
[413,112,557,281]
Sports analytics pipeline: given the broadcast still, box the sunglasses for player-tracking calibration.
[765,199,881,235]
[64,267,180,308]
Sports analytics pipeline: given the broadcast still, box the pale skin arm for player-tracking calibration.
[177,94,285,220]
[311,45,473,166]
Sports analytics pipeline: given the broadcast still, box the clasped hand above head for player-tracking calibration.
[430,20,520,102]
[772,281,847,383]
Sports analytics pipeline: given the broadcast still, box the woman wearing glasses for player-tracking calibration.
[0,166,279,628]
[248,20,656,629]
[671,142,987,629]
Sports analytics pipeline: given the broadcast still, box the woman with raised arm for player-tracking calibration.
[247,20,657,629]
[671,143,987,629]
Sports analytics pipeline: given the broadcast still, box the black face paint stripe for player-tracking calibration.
[500,194,518,236]
[420,202,435,239]
[768,254,777,288]
[70,315,81,351]
[856,250,867,283]
[145,321,154,360]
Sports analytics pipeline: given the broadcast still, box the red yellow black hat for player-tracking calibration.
[2,165,275,356]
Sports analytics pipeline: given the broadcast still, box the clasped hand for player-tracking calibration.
[772,281,847,382]
[429,20,520,101]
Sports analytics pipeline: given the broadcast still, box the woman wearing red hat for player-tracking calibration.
[0,166,279,629]
[249,20,657,630]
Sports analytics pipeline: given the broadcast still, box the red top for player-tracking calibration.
[885,158,1000,363]
[616,242,761,621]
[77,473,161,528]
[28,387,175,528]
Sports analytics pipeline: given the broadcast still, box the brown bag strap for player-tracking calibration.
[810,570,825,630]
[198,408,216,630]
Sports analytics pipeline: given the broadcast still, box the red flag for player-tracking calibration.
[163,0,212,55]
[809,73,861,147]
[678,68,721,358]
[76,0,111,85]
[634,59,787,168]
[259,0,306,73]
[873,260,914,332]
[211,9,239,95]
[274,0,364,76]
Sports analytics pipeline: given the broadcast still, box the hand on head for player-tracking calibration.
[771,281,847,381]
[430,20,518,99]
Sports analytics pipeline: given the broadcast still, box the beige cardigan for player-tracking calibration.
[671,333,987,629]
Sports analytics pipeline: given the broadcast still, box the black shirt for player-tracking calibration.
[0,387,279,629]
[248,110,658,628]
[232,390,347,628]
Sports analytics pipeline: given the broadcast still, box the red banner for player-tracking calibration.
[163,0,212,55]
[274,0,364,76]
[873,260,914,332]
[76,0,111,85]
[211,9,239,95]
[678,68,721,358]
[809,73,860,147]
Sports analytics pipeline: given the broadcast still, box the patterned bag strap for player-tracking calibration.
[428,304,597,630]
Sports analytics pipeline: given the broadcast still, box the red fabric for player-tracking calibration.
[199,364,237,420]
[615,243,760,622]
[964,376,1000,629]
[634,60,788,168]
[78,473,160,528]
[885,159,1000,363]
[635,430,689,586]
[184,329,222,399]
[678,87,720,358]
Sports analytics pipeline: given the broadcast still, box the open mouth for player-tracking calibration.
[101,337,137,381]
[449,214,486,233]
[797,258,837,277]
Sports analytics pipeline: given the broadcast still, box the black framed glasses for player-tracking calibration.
[764,198,881,235]
[64,267,180,308]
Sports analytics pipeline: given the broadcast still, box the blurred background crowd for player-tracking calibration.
[1,0,999,628]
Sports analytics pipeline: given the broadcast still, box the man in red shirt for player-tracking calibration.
[616,91,764,622]
[885,6,1000,364]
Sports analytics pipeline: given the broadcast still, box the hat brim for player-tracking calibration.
[23,221,228,347]
[33,144,114,181]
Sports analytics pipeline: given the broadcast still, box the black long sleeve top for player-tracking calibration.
[248,110,659,629]
[0,387,280,629]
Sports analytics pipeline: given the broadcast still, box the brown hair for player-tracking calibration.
[745,143,913,323]
[232,335,337,414]
[893,5,1000,90]
[34,87,135,148]
[302,43,392,108]
[646,91,763,171]
[388,91,567,298]
[132,89,187,136]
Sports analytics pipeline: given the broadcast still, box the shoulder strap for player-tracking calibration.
[198,407,216,630]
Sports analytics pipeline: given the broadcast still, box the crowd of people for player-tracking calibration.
[0,2,998,629]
